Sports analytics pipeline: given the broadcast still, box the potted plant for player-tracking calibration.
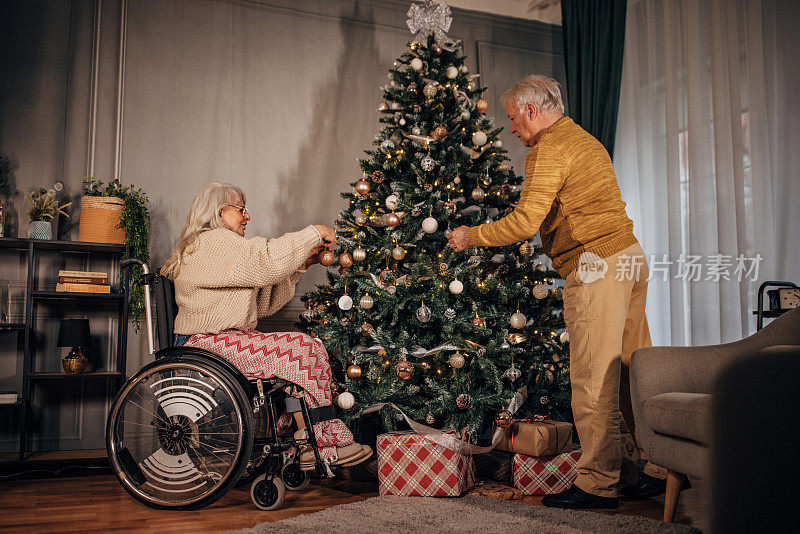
[26,182,71,240]
[81,177,150,330]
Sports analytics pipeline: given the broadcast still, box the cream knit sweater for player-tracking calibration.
[173,225,322,335]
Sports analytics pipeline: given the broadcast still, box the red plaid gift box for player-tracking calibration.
[513,449,582,495]
[378,429,475,496]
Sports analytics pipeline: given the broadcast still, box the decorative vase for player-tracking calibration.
[62,350,89,374]
[27,220,52,240]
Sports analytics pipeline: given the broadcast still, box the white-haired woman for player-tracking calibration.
[161,183,371,468]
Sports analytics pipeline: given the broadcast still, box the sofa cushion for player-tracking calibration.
[643,392,713,444]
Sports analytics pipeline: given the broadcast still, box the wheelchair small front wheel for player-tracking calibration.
[281,461,311,491]
[250,474,285,511]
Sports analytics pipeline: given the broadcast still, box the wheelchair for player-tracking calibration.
[106,259,335,510]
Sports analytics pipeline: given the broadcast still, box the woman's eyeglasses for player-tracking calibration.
[228,204,249,216]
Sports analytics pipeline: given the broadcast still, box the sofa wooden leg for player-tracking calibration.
[663,470,685,522]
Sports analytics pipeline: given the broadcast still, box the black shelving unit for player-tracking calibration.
[0,237,129,462]
[753,280,798,330]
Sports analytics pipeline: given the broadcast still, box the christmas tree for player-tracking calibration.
[299,0,570,441]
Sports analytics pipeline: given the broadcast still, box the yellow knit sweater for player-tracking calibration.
[468,117,636,277]
[173,226,322,335]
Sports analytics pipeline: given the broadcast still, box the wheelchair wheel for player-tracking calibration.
[281,461,311,491]
[250,474,285,511]
[106,356,254,510]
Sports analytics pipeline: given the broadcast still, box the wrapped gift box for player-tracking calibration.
[513,449,582,495]
[496,419,572,456]
[378,429,475,496]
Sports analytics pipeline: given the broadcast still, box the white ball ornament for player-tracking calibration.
[410,58,423,71]
[390,102,400,110]
[510,312,527,329]
[337,391,355,410]
[472,130,488,146]
[399,118,406,126]
[353,247,366,262]
[338,294,353,311]
[533,283,549,299]
[460,65,469,73]
[422,217,439,233]
[446,66,459,79]
[460,109,470,120]
[453,176,461,184]
[449,279,463,294]
[493,139,503,148]
[386,194,399,210]
[560,331,570,344]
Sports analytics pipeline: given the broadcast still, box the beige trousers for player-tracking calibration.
[562,243,666,497]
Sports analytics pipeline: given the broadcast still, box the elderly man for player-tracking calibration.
[447,74,666,509]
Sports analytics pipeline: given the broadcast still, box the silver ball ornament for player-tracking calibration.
[493,139,503,148]
[353,247,366,261]
[446,66,459,79]
[503,365,522,382]
[416,302,431,323]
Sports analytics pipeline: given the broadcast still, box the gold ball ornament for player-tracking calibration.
[471,187,485,201]
[423,83,437,98]
[359,294,374,309]
[355,180,371,196]
[449,352,466,369]
[433,125,447,139]
[476,99,489,113]
[386,213,400,227]
[392,246,406,260]
[533,283,549,299]
[355,213,367,226]
[353,247,367,262]
[346,364,362,379]
[510,312,527,329]
[319,250,336,266]
[519,242,534,257]
[472,316,487,329]
[395,361,414,380]
[337,391,355,410]
[494,409,513,428]
[339,252,353,268]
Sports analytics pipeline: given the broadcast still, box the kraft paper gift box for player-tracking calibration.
[495,419,572,456]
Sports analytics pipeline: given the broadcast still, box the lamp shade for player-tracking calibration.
[57,318,91,347]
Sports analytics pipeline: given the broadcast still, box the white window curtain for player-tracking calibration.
[614,0,800,346]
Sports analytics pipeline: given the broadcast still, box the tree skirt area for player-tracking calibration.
[227,495,700,534]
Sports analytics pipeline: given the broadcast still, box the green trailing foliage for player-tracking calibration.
[83,177,150,331]
[298,34,571,441]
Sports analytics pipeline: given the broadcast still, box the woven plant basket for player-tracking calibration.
[78,196,126,244]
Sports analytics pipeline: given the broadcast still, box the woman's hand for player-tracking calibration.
[314,225,337,246]
[303,244,326,269]
[446,226,472,252]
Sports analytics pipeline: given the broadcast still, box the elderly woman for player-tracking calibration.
[161,183,370,468]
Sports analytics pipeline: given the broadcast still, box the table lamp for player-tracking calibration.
[57,318,91,374]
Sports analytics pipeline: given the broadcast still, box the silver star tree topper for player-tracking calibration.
[406,0,460,50]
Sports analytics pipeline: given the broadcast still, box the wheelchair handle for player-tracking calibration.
[121,258,155,356]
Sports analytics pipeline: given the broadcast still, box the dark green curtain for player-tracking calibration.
[561,0,627,157]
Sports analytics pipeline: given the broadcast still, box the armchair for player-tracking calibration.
[630,307,800,522]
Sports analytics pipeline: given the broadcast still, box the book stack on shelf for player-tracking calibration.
[56,270,111,294]
[0,391,18,404]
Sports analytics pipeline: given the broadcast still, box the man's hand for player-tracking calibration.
[446,226,472,252]
[303,244,327,269]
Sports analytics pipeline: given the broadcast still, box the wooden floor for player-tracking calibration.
[0,469,706,533]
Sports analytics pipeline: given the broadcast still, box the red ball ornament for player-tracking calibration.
[319,250,336,266]
[386,213,400,227]
[432,125,447,139]
[494,409,513,428]
[395,361,414,380]
[347,364,362,379]
[339,252,354,268]
[476,99,489,113]
[355,180,371,196]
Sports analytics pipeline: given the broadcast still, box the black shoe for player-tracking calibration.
[541,484,620,509]
[620,473,676,499]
